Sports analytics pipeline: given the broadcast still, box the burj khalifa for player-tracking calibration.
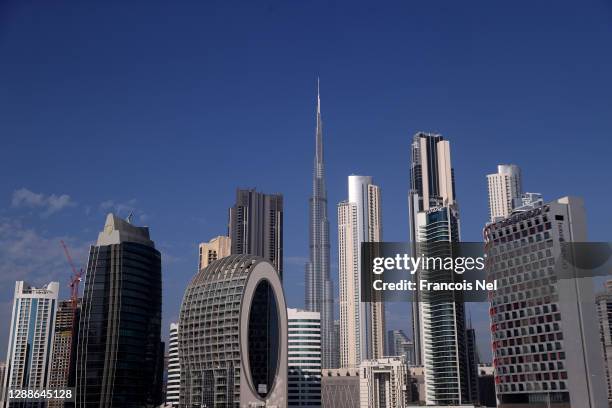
[305,79,334,368]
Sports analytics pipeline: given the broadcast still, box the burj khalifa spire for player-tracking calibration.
[306,78,334,368]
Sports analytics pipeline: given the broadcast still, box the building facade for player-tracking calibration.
[48,299,80,408]
[288,308,321,407]
[228,188,283,279]
[3,281,59,405]
[198,235,231,270]
[359,357,410,408]
[305,80,334,370]
[484,196,607,407]
[387,330,414,365]
[178,255,287,407]
[0,362,5,406]
[465,326,480,404]
[75,214,163,407]
[166,323,180,407]
[596,281,612,403]
[487,164,523,222]
[338,175,385,367]
[331,320,340,369]
[408,132,471,405]
[321,368,360,408]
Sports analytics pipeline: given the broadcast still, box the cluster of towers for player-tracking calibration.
[1,83,610,408]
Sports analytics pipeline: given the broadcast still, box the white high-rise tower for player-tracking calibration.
[338,175,385,367]
[3,281,59,400]
[487,164,522,222]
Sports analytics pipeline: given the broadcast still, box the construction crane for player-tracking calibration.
[60,240,84,313]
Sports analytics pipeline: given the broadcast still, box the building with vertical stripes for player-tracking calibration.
[409,132,471,405]
[75,213,163,407]
[3,281,59,405]
[338,175,385,368]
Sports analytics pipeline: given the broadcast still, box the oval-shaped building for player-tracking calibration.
[178,254,287,408]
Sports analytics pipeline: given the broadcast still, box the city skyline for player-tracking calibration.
[1,0,612,367]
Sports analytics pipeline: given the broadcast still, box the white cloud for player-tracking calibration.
[99,199,148,222]
[11,188,76,216]
[0,217,91,352]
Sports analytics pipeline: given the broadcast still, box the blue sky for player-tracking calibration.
[1,0,611,361]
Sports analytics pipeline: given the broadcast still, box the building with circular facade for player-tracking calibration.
[178,254,287,408]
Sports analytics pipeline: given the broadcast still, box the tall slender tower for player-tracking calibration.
[409,132,470,405]
[305,79,334,368]
[338,175,385,367]
[3,281,59,402]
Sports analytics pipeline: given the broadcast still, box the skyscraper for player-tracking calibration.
[465,326,480,404]
[198,235,231,270]
[48,299,81,408]
[287,308,322,407]
[305,80,334,370]
[3,281,59,404]
[229,188,283,278]
[331,320,340,369]
[166,323,180,407]
[387,330,414,365]
[408,132,470,405]
[487,164,523,222]
[338,175,385,367]
[75,214,163,407]
[178,255,288,407]
[484,196,607,407]
[0,361,6,407]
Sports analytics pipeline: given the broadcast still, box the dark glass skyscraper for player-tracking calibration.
[75,214,163,408]
[305,80,334,368]
[229,189,283,278]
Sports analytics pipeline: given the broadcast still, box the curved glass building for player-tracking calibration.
[178,254,287,407]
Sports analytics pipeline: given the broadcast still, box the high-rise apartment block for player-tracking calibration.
[198,235,231,270]
[229,188,283,278]
[408,132,470,405]
[596,281,612,403]
[166,323,180,407]
[487,164,523,222]
[484,196,607,407]
[48,299,80,408]
[75,214,163,407]
[338,175,385,367]
[287,308,322,407]
[3,281,59,405]
[305,80,334,370]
